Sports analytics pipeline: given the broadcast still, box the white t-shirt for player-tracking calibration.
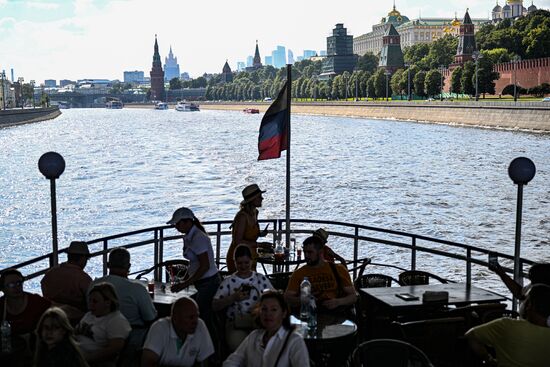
[213,272,273,320]
[183,225,218,279]
[90,274,157,327]
[223,326,309,367]
[76,310,131,367]
[143,317,214,366]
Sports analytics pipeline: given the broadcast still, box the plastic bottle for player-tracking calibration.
[1,320,11,353]
[300,277,312,321]
[307,296,317,330]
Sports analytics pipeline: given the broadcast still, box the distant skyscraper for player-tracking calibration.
[237,62,246,72]
[272,45,286,69]
[150,35,165,101]
[164,46,181,81]
[321,24,357,78]
[303,50,316,59]
[265,56,273,66]
[60,79,74,87]
[44,80,56,87]
[319,50,327,56]
[180,72,190,81]
[124,70,145,83]
[287,49,294,64]
[246,56,253,67]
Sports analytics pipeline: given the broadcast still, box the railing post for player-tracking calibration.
[411,237,417,271]
[154,229,160,282]
[466,248,472,286]
[353,226,359,280]
[216,223,221,267]
[102,240,108,276]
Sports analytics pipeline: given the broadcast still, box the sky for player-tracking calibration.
[1,0,549,83]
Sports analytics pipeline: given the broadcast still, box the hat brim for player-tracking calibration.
[241,190,265,205]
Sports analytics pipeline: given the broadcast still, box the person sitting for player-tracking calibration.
[0,268,51,336]
[76,282,131,367]
[466,284,550,367]
[41,241,93,323]
[90,247,157,346]
[223,290,309,367]
[312,228,346,265]
[34,307,89,367]
[284,236,357,315]
[212,245,273,351]
[226,184,272,273]
[141,297,214,367]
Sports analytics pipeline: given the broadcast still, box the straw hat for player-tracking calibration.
[312,228,329,244]
[241,184,265,205]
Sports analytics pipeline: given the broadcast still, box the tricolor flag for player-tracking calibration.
[257,81,289,160]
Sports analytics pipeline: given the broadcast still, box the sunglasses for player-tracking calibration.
[6,280,23,289]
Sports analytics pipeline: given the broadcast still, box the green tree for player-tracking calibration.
[484,48,514,64]
[390,69,405,98]
[461,61,475,97]
[356,53,379,74]
[423,34,459,69]
[169,77,182,90]
[413,70,427,97]
[403,43,430,66]
[366,75,376,99]
[477,52,500,97]
[374,69,391,99]
[425,69,442,98]
[450,66,463,96]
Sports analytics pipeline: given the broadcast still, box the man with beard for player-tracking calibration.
[284,236,356,313]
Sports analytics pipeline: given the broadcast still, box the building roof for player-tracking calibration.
[222,61,231,73]
[463,10,472,24]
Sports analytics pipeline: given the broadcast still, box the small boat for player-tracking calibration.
[106,100,123,109]
[175,101,200,112]
[243,108,260,114]
[155,102,169,110]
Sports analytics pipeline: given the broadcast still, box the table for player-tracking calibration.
[291,314,357,367]
[139,281,197,317]
[257,256,306,273]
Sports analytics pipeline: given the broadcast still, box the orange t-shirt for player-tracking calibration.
[287,262,352,302]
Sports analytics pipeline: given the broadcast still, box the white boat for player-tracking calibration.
[175,101,200,112]
[105,100,123,109]
[155,102,169,110]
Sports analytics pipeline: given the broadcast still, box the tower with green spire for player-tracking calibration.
[150,35,166,101]
[378,23,404,74]
[454,9,477,64]
[253,40,262,69]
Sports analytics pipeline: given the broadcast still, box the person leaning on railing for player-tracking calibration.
[226,184,272,273]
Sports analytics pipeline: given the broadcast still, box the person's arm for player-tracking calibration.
[322,285,357,309]
[141,349,160,367]
[490,264,523,299]
[212,287,247,312]
[86,338,126,364]
[465,330,498,366]
[172,252,209,292]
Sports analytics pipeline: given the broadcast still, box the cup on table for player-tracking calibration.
[147,280,155,298]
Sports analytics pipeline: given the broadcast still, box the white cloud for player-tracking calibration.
[26,2,60,10]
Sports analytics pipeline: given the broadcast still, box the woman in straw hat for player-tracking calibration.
[226,184,272,273]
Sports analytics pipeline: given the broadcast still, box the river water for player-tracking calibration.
[1,108,549,292]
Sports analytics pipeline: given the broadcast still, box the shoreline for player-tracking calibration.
[127,102,550,133]
[0,106,61,128]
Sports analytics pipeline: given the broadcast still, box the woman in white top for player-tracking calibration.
[75,283,131,367]
[213,245,273,351]
[223,290,309,367]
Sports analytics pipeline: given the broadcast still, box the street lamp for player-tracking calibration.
[30,80,36,108]
[404,63,411,101]
[385,71,391,102]
[38,152,66,267]
[439,65,445,101]
[513,55,521,103]
[1,70,6,110]
[508,157,536,311]
[472,51,483,101]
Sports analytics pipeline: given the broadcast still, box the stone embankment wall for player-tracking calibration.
[200,102,550,132]
[0,107,61,128]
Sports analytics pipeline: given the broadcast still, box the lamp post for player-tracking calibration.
[38,152,66,268]
[1,70,6,110]
[18,77,24,109]
[355,73,359,102]
[513,55,521,103]
[404,63,411,101]
[508,157,536,311]
[385,71,391,102]
[30,80,36,108]
[439,65,445,101]
[472,51,483,101]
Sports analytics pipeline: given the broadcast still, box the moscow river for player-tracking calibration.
[1,108,549,291]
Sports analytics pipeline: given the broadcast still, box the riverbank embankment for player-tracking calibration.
[0,107,61,128]
[196,101,550,132]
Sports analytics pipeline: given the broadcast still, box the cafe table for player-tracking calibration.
[256,255,306,273]
[140,281,197,317]
[291,313,358,367]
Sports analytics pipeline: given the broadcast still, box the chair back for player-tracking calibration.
[481,308,520,323]
[134,259,190,283]
[266,271,293,291]
[352,338,434,367]
[354,273,400,289]
[399,270,448,286]
[445,302,507,328]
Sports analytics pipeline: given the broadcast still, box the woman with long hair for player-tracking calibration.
[33,307,89,367]
[167,207,220,331]
[75,283,131,367]
[223,291,309,367]
[226,184,272,273]
[213,245,273,351]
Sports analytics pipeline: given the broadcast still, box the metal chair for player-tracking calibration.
[481,308,520,323]
[134,259,190,283]
[266,271,294,291]
[355,273,402,289]
[398,270,448,286]
[352,338,434,367]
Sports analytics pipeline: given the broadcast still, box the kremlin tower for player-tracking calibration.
[150,35,166,101]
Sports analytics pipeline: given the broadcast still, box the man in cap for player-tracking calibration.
[141,297,214,367]
[41,241,92,321]
[313,228,346,265]
[90,247,157,346]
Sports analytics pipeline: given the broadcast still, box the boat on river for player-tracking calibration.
[175,101,200,112]
[155,102,169,110]
[105,100,123,109]
[243,108,260,114]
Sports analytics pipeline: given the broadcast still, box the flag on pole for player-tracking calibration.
[257,81,289,160]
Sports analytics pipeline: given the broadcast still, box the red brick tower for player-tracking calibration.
[150,35,165,101]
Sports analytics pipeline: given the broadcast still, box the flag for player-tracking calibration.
[258,81,289,160]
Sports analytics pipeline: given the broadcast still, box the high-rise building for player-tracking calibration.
[60,79,74,87]
[149,35,165,101]
[303,50,317,59]
[272,46,286,69]
[320,24,357,78]
[265,56,273,66]
[180,72,190,81]
[123,71,145,83]
[287,49,294,64]
[44,80,56,88]
[319,50,327,56]
[236,62,246,72]
[164,46,181,81]
[246,56,253,67]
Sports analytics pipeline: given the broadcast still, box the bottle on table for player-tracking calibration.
[307,296,317,331]
[1,320,11,353]
[300,277,312,321]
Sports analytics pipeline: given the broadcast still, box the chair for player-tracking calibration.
[481,308,519,323]
[266,271,293,291]
[134,259,190,283]
[445,303,507,329]
[392,317,467,367]
[398,270,448,286]
[355,273,401,289]
[352,338,434,367]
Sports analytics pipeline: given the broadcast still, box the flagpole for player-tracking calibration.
[285,64,292,248]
